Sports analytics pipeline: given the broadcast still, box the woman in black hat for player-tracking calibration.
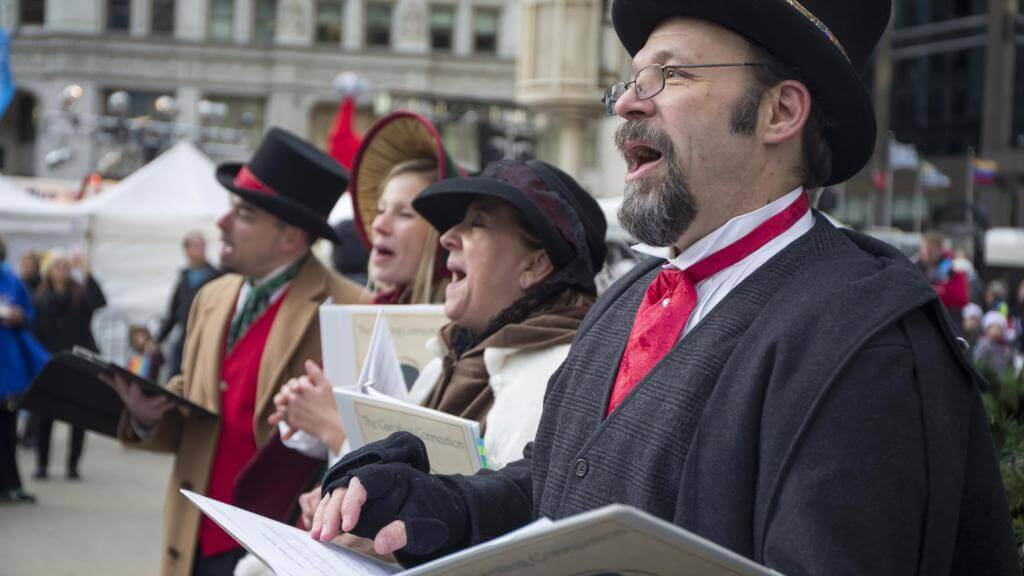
[404,158,607,468]
[289,159,607,547]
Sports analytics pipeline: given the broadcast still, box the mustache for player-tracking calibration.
[614,120,675,159]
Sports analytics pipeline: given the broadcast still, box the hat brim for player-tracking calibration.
[613,0,875,186]
[412,177,575,267]
[216,163,343,244]
[350,111,463,248]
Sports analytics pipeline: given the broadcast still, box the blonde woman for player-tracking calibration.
[272,111,460,458]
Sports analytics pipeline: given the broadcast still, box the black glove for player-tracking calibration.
[320,432,469,557]
[321,431,431,485]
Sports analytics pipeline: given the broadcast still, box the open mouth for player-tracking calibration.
[623,141,666,181]
[625,142,664,171]
[373,244,395,258]
[447,262,466,283]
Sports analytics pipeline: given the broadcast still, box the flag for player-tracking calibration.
[972,158,998,186]
[0,29,15,120]
[327,96,361,170]
[890,139,920,170]
[920,161,950,188]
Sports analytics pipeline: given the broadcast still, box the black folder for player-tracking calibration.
[17,346,216,438]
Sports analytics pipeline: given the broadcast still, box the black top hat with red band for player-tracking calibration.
[612,0,891,186]
[216,127,348,243]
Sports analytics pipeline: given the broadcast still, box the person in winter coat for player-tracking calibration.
[913,230,969,321]
[0,237,47,503]
[156,231,220,378]
[973,310,1016,376]
[404,158,607,468]
[30,248,106,480]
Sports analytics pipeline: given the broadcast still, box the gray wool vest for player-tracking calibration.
[531,216,847,520]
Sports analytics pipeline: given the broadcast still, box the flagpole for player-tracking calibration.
[868,156,879,227]
[913,156,924,232]
[965,146,975,228]
[884,131,894,228]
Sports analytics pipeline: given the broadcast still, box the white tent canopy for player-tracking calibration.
[0,175,89,274]
[82,140,229,326]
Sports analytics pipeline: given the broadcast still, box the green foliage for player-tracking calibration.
[979,362,1024,542]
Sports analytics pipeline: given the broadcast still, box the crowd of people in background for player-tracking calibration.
[913,229,1024,380]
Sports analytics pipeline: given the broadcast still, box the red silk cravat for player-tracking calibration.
[607,192,811,415]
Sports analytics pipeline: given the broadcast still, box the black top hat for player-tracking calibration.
[216,127,349,243]
[612,0,891,186]
[413,159,608,295]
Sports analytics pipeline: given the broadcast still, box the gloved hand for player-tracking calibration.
[322,430,431,483]
[318,431,469,557]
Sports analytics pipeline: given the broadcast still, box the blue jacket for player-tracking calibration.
[0,263,49,398]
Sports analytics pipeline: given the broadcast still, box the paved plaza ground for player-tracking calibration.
[0,421,172,575]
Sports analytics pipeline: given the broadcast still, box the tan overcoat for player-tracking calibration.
[118,256,366,576]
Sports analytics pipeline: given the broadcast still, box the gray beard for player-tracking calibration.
[617,155,697,248]
[614,119,698,248]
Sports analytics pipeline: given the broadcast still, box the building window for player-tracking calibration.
[254,0,278,44]
[208,0,234,41]
[19,0,44,25]
[890,48,986,155]
[473,7,499,54]
[894,0,987,28]
[430,4,455,51]
[107,0,131,32]
[315,0,344,44]
[365,2,392,48]
[152,0,175,35]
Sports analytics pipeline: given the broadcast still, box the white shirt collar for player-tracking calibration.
[631,187,806,270]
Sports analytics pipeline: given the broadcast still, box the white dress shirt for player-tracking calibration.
[632,187,814,339]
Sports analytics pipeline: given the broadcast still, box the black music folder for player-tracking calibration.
[18,346,215,438]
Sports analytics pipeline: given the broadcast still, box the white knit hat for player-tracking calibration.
[982,310,1007,332]
[963,303,983,321]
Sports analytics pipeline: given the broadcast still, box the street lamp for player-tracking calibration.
[60,84,83,112]
[106,90,131,117]
[154,95,179,119]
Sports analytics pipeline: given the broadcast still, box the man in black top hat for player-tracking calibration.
[108,127,366,576]
[309,1,1018,573]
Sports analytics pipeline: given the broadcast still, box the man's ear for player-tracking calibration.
[762,79,811,145]
[519,249,555,291]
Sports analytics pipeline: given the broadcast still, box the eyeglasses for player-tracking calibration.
[602,62,765,116]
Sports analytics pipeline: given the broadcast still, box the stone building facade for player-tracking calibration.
[0,0,538,181]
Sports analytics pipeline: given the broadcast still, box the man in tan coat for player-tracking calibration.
[109,127,366,576]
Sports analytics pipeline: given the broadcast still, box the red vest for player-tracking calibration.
[198,289,289,557]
